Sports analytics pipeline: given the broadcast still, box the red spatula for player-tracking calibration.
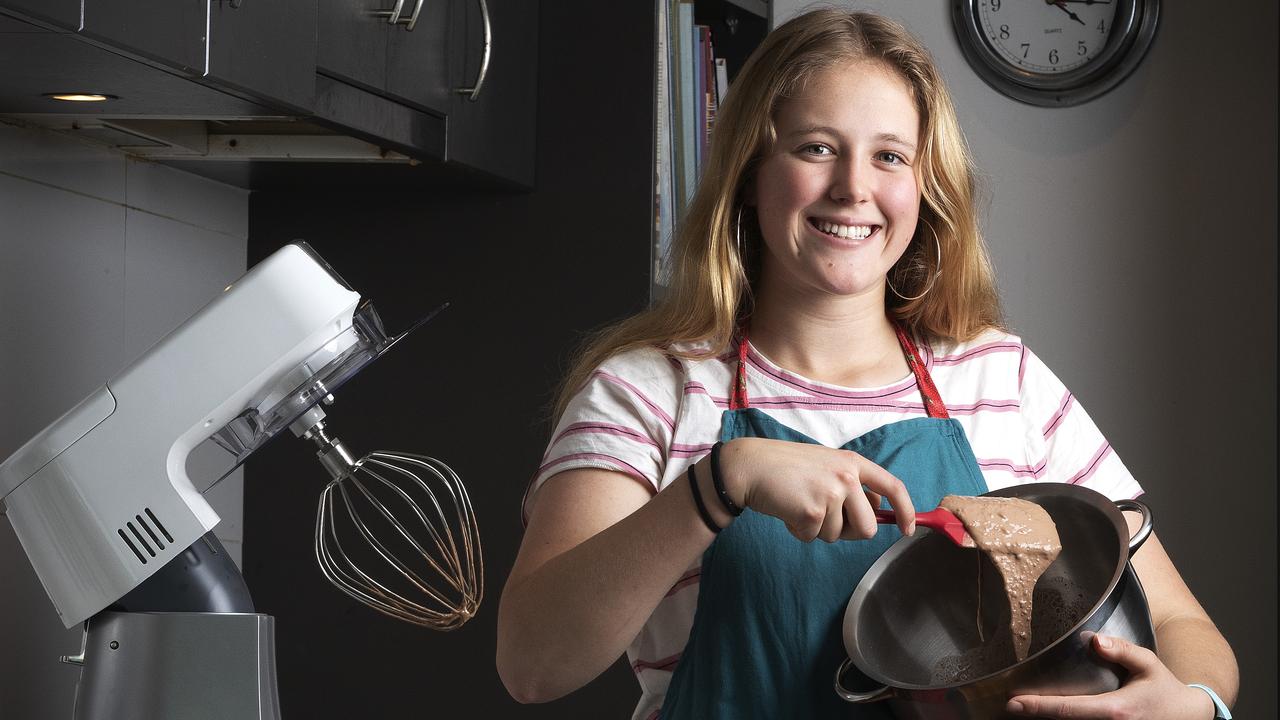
[875,507,976,547]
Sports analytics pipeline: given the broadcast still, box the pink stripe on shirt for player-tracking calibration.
[665,567,701,596]
[932,341,1022,365]
[745,350,918,400]
[1068,442,1113,485]
[1018,345,1030,391]
[551,422,661,451]
[746,396,924,413]
[946,399,1021,415]
[593,370,676,431]
[670,443,715,457]
[978,457,1046,478]
[536,452,654,488]
[1043,391,1075,438]
[633,653,682,673]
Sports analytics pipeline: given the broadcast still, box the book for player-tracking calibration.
[702,25,716,161]
[676,1,697,211]
[715,57,729,105]
[653,0,676,290]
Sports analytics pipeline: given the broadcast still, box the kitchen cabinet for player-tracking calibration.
[0,0,79,31]
[445,0,537,186]
[0,0,534,189]
[82,0,316,112]
[316,0,537,187]
[319,0,451,116]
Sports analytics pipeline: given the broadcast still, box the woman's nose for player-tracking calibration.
[829,159,872,204]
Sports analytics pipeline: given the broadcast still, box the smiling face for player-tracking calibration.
[750,59,922,306]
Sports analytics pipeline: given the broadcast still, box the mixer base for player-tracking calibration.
[73,610,281,720]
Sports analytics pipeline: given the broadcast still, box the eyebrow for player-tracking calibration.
[786,125,917,151]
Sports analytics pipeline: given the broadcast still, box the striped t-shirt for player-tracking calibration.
[527,329,1142,720]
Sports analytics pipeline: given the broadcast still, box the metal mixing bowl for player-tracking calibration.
[835,483,1154,719]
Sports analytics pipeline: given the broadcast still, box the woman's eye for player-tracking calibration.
[801,144,833,156]
[876,151,906,165]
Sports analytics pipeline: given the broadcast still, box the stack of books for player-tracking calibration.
[653,0,732,292]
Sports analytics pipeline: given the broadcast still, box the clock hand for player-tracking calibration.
[1046,0,1087,25]
[1057,0,1111,4]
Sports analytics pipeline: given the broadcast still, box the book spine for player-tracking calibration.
[702,25,715,162]
[677,1,697,209]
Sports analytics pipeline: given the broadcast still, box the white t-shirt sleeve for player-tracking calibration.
[523,347,681,521]
[1019,346,1143,501]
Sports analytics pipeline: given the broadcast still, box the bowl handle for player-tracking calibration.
[1114,498,1153,555]
[834,657,893,703]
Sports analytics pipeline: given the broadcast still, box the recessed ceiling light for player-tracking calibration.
[45,93,118,102]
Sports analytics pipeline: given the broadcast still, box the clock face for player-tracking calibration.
[977,0,1119,75]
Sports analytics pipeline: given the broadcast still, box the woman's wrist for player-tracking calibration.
[709,442,745,517]
[692,455,737,529]
[1187,683,1231,719]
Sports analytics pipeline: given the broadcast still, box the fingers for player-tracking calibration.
[1090,633,1159,674]
[816,492,845,543]
[1006,693,1122,719]
[840,487,878,540]
[853,457,914,535]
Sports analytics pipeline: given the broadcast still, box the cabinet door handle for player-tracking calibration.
[374,0,425,31]
[454,0,491,101]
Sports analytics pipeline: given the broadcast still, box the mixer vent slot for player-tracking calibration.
[119,529,146,564]
[117,508,173,565]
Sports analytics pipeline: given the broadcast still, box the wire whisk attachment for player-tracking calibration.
[301,420,483,630]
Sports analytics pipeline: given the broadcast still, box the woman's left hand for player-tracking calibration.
[1006,633,1216,719]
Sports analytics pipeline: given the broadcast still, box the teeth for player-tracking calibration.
[817,220,873,239]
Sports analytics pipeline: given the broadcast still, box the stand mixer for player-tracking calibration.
[0,242,482,719]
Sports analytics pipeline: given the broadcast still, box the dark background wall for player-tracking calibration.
[245,1,651,716]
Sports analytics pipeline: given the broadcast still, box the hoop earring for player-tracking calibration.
[734,205,744,258]
[887,219,942,302]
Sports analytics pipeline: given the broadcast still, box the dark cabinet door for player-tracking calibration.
[82,0,315,112]
[445,0,537,187]
[0,1,80,31]
[208,0,317,112]
[317,0,391,93]
[82,0,205,74]
[384,0,451,115]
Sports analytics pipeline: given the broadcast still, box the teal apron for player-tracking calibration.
[659,324,989,719]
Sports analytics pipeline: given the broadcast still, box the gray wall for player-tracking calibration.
[772,1,1277,716]
[0,120,248,719]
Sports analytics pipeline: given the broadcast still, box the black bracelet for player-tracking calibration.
[688,462,721,534]
[709,442,744,517]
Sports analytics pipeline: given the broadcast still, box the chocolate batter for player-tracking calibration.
[939,495,1062,661]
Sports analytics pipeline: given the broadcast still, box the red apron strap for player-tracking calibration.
[731,329,750,410]
[893,323,949,419]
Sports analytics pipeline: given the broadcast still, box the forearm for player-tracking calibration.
[1154,614,1239,708]
[497,459,726,702]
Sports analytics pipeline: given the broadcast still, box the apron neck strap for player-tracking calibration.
[893,323,949,419]
[731,328,751,410]
[731,323,949,418]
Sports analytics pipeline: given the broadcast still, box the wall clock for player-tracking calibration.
[952,0,1160,107]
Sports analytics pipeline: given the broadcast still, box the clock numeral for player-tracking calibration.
[1098,19,1106,34]
[1020,43,1030,58]
[999,24,1009,40]
[990,0,1001,11]
[1077,40,1087,56]
[1049,48,1059,65]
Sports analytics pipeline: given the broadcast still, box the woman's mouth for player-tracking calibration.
[808,217,880,242]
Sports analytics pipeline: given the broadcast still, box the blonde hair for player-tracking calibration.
[553,9,1003,422]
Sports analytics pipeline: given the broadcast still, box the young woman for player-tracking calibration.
[497,10,1237,719]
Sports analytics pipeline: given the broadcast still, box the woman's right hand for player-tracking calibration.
[715,437,916,542]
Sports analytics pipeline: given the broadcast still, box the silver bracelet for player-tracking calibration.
[1188,684,1232,720]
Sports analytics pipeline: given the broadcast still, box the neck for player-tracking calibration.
[749,280,909,388]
